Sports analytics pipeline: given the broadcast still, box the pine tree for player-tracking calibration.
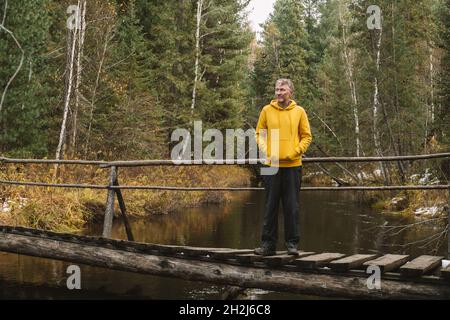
[105,0,165,158]
[0,0,53,157]
[436,0,450,147]
[195,0,253,129]
[135,0,194,134]
[252,0,309,110]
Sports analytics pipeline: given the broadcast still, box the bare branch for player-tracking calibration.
[0,23,25,114]
[104,52,134,71]
[84,25,114,157]
[309,110,343,151]
[1,0,7,26]
[384,216,447,237]
[383,226,448,249]
[200,28,235,39]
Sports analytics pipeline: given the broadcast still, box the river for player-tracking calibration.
[0,190,447,299]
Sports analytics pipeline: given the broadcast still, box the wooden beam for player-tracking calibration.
[1,233,450,299]
[329,254,378,272]
[234,251,314,265]
[157,245,229,256]
[262,254,308,267]
[400,256,443,278]
[114,175,134,242]
[210,250,255,260]
[97,153,450,167]
[296,253,346,270]
[363,254,410,273]
[441,265,450,280]
[102,166,117,238]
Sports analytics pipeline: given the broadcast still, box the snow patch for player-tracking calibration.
[409,168,440,185]
[414,206,442,217]
[357,172,369,180]
[1,201,11,213]
[373,169,382,177]
[0,197,28,213]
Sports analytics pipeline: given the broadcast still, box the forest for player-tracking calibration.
[0,0,449,230]
[0,0,448,160]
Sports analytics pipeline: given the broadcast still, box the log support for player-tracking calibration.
[1,232,450,300]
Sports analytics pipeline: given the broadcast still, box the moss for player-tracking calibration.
[371,199,388,210]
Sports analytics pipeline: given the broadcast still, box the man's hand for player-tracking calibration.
[266,154,279,164]
[285,150,301,161]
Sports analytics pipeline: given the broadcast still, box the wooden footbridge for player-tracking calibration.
[1,225,450,299]
[1,153,449,299]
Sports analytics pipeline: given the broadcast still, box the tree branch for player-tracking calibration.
[0,23,25,114]
[1,0,7,26]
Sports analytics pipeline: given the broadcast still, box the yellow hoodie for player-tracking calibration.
[256,100,312,167]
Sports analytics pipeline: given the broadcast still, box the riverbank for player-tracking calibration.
[1,163,447,232]
[303,166,448,219]
[0,164,252,232]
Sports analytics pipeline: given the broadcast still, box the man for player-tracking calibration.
[254,79,312,256]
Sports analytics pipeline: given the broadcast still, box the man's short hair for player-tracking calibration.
[275,79,294,93]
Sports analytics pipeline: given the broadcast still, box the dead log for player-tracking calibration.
[0,233,450,300]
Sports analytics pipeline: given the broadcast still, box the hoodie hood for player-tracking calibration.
[270,99,297,146]
[270,99,298,111]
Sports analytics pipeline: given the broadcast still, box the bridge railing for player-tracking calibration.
[1,153,449,257]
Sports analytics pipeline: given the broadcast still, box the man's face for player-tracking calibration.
[275,84,292,105]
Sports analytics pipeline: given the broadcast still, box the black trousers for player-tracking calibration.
[261,166,302,249]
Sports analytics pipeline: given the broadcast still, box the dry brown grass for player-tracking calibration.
[405,190,448,213]
[0,164,252,232]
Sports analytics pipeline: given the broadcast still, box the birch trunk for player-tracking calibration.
[429,46,435,124]
[55,5,79,163]
[425,45,435,152]
[190,0,204,117]
[339,4,361,157]
[71,0,86,157]
[390,3,406,181]
[181,0,204,160]
[372,28,389,184]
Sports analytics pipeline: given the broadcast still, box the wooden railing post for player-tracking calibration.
[102,166,117,238]
[114,170,135,242]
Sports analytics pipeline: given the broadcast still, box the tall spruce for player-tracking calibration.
[0,0,53,157]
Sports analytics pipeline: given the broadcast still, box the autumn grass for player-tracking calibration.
[0,164,252,232]
[302,164,448,217]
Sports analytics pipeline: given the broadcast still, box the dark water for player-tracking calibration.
[0,190,447,299]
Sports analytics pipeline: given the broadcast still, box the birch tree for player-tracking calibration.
[190,0,206,116]
[55,1,80,162]
[338,0,361,157]
[368,5,389,183]
[71,0,87,156]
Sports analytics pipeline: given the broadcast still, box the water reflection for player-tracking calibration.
[0,190,447,299]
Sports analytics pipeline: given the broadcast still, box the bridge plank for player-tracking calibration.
[441,265,450,280]
[295,253,346,270]
[329,254,378,272]
[262,252,315,267]
[400,255,443,277]
[236,251,286,264]
[363,254,410,273]
[210,250,255,260]
[157,245,229,256]
[178,247,223,257]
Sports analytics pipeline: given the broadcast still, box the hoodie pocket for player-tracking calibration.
[278,139,300,161]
